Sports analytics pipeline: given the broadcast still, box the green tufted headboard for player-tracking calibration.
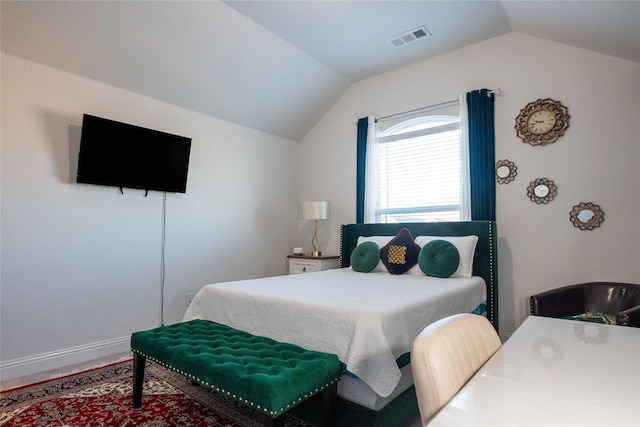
[340,221,498,331]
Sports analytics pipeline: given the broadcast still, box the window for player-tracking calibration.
[359,91,495,224]
[369,106,464,223]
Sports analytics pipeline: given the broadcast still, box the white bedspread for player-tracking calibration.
[183,268,486,397]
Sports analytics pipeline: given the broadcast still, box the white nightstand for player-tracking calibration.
[287,255,340,274]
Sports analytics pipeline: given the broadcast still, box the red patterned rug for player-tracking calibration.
[0,360,313,426]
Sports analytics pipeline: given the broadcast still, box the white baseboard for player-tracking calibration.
[0,336,131,382]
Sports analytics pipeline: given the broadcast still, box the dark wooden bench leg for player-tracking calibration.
[132,353,146,409]
[321,382,338,427]
[262,414,285,427]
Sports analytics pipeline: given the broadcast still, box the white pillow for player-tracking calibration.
[409,235,479,278]
[354,236,393,272]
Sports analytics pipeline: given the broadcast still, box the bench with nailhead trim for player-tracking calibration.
[131,319,341,427]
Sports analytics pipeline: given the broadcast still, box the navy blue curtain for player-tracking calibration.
[356,117,368,223]
[467,89,496,221]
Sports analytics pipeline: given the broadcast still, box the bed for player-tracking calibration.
[183,221,498,427]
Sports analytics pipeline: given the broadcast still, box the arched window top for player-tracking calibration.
[381,115,459,137]
[379,115,460,145]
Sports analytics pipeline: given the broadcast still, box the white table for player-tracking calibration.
[429,316,640,427]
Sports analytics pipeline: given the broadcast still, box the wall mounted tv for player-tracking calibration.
[77,114,192,193]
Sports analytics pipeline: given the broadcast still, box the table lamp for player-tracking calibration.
[300,201,329,257]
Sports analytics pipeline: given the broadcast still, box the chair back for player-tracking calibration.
[583,282,640,314]
[530,282,640,326]
[411,313,501,426]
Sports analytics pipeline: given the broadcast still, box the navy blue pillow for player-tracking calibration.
[380,228,420,275]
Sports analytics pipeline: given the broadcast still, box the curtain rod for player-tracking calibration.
[376,99,457,122]
[376,88,504,123]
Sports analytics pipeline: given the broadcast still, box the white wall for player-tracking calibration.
[299,33,640,337]
[0,54,300,379]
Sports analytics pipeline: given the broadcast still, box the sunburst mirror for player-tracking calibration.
[496,159,517,184]
[570,202,604,230]
[527,178,557,204]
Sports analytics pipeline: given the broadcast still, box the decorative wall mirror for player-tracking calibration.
[570,202,604,230]
[527,178,557,204]
[496,159,517,184]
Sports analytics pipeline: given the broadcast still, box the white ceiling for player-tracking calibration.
[2,1,638,141]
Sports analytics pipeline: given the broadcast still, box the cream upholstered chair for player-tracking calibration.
[411,313,501,425]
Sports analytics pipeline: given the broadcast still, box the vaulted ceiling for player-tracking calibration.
[2,1,638,141]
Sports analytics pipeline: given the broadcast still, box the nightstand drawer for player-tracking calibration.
[287,255,339,275]
[290,261,320,274]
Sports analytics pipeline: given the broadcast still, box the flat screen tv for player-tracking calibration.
[77,114,192,193]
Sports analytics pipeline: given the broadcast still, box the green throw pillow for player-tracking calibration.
[419,240,460,278]
[351,241,380,273]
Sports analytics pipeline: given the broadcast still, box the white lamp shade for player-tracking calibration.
[300,201,329,220]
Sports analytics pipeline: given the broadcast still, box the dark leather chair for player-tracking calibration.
[530,282,640,327]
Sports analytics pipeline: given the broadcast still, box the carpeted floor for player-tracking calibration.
[0,360,313,426]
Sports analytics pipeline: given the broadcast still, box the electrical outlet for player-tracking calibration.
[186,292,195,307]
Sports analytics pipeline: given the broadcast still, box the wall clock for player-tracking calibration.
[515,98,570,146]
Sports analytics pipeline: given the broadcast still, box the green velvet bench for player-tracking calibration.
[130,319,342,427]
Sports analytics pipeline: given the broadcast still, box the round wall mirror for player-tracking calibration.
[497,166,510,178]
[577,209,595,223]
[534,184,550,197]
[570,202,604,230]
[527,178,557,204]
[496,159,517,184]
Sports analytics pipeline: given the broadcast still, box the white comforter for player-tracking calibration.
[183,268,486,397]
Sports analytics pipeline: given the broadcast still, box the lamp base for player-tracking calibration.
[312,250,322,257]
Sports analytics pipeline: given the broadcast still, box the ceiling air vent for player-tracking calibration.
[388,26,431,48]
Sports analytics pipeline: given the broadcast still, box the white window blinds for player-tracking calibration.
[374,103,462,223]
